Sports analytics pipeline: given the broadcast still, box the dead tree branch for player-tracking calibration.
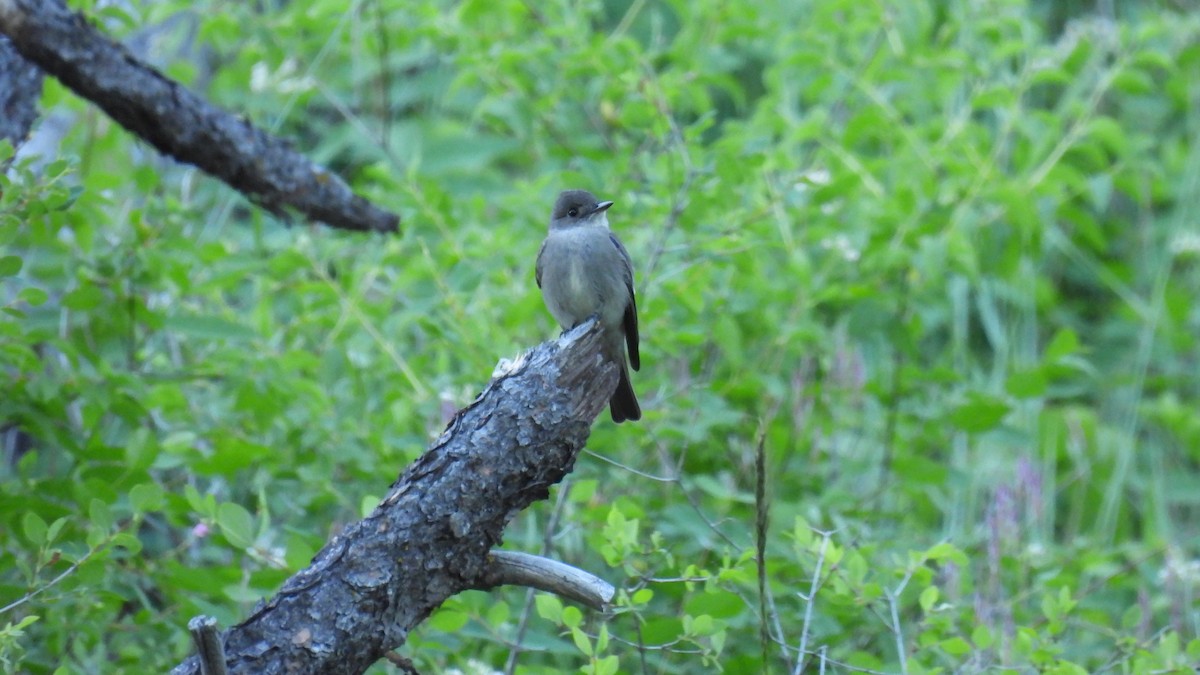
[0,34,41,153]
[170,321,618,675]
[0,0,399,233]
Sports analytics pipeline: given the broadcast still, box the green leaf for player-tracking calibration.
[130,483,165,514]
[485,600,509,627]
[973,625,994,649]
[360,495,379,518]
[534,594,562,624]
[184,484,217,518]
[88,499,113,533]
[19,287,48,306]
[23,512,47,546]
[62,285,105,310]
[1006,368,1047,398]
[217,502,256,549]
[919,585,938,612]
[428,607,469,632]
[1187,637,1200,661]
[164,315,257,341]
[684,588,743,620]
[562,605,582,629]
[972,84,1015,109]
[688,614,715,636]
[0,255,22,277]
[1131,49,1172,72]
[570,479,597,503]
[947,393,1011,432]
[1084,116,1128,157]
[1120,604,1142,630]
[1029,65,1070,87]
[111,532,143,554]
[793,516,813,548]
[1046,328,1080,360]
[46,517,67,545]
[86,525,107,549]
[924,543,968,565]
[571,626,592,656]
[3,615,40,636]
[593,655,619,675]
[0,216,19,245]
[940,637,972,656]
[1111,66,1153,94]
[1041,589,1063,622]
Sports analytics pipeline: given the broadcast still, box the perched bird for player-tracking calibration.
[536,189,641,422]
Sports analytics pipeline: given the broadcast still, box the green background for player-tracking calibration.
[2,0,1199,672]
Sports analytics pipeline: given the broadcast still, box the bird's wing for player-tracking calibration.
[535,238,547,289]
[610,232,640,371]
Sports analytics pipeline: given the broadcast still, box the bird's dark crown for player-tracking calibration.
[552,189,602,220]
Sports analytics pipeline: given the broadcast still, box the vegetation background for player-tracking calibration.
[3,0,1199,672]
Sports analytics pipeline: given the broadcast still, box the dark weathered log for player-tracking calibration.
[0,0,398,233]
[170,321,618,674]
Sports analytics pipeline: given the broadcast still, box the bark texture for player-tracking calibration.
[0,0,398,233]
[170,321,617,674]
[0,34,41,151]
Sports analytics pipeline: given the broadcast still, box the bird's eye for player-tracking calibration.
[567,208,579,217]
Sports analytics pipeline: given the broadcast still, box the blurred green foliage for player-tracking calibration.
[3,0,1200,672]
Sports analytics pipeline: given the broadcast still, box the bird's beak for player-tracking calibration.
[591,201,614,215]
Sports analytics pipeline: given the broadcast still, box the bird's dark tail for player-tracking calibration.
[610,362,641,423]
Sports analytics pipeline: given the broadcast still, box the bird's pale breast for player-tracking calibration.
[541,226,626,329]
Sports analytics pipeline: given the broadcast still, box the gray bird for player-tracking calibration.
[536,189,641,422]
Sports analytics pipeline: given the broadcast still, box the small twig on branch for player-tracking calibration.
[383,651,420,675]
[187,616,228,675]
[170,320,618,675]
[0,0,399,233]
[792,530,831,675]
[478,550,615,612]
[0,525,112,616]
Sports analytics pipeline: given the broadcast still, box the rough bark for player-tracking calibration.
[0,34,41,152]
[170,321,618,675]
[0,0,398,233]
